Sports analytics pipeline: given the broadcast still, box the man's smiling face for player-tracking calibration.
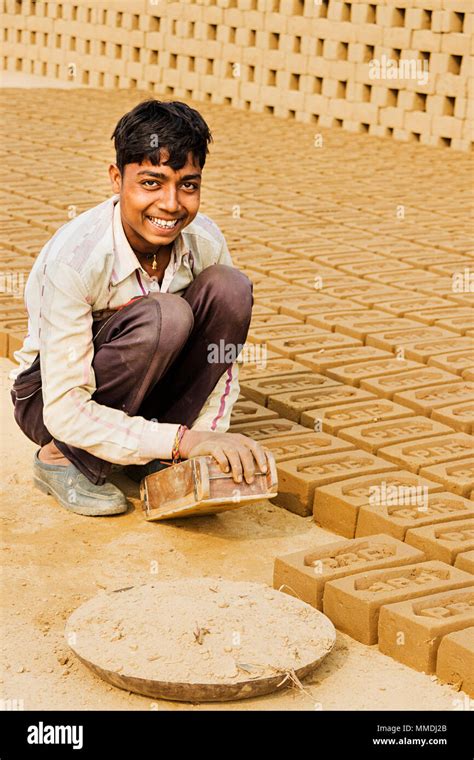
[109,149,202,255]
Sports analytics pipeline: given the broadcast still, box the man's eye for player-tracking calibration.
[182,182,199,191]
[142,180,159,187]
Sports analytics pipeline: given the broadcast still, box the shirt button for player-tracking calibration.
[149,280,160,292]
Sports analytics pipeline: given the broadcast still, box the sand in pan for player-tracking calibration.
[65,579,336,686]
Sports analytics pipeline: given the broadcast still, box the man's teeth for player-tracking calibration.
[147,216,179,229]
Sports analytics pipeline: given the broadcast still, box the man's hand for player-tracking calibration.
[179,429,269,485]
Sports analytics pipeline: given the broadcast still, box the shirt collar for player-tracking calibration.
[110,196,190,286]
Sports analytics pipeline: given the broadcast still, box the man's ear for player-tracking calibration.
[108,164,122,194]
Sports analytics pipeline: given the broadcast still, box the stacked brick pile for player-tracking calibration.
[0,85,473,694]
[0,0,472,150]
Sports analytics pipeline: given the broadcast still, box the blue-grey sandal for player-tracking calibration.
[33,450,128,516]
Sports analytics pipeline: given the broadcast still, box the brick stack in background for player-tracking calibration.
[0,0,472,151]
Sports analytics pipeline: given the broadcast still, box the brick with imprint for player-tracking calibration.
[378,588,474,673]
[357,493,474,542]
[259,431,355,463]
[301,399,415,435]
[268,332,362,358]
[455,551,474,575]
[435,316,473,335]
[432,402,474,434]
[403,337,474,363]
[339,416,453,453]
[313,471,443,539]
[370,296,454,317]
[238,357,309,381]
[229,418,308,439]
[323,561,474,645]
[246,323,319,344]
[249,314,302,330]
[273,451,397,516]
[406,307,474,326]
[273,534,425,610]
[326,358,423,387]
[462,367,474,381]
[393,382,474,414]
[259,293,357,318]
[361,368,460,400]
[367,326,454,352]
[405,519,474,565]
[306,309,375,333]
[420,458,474,498]
[229,398,279,425]
[378,433,474,473]
[334,317,422,342]
[429,351,474,375]
[296,345,392,373]
[240,373,339,406]
[269,385,374,422]
[436,627,474,697]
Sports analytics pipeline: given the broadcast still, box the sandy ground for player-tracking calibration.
[0,358,464,711]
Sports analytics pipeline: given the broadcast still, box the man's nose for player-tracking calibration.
[158,187,180,214]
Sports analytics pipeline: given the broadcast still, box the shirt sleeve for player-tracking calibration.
[39,261,179,465]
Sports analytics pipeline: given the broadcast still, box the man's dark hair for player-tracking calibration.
[111,99,213,173]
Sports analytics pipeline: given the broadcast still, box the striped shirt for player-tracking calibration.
[9,195,240,465]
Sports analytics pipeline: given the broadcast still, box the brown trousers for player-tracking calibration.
[11,265,253,485]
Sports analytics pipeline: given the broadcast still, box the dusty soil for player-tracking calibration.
[0,358,465,711]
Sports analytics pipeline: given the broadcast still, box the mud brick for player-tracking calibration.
[455,552,474,575]
[268,332,362,358]
[394,382,474,414]
[406,520,474,565]
[351,291,412,308]
[437,627,474,697]
[273,451,397,516]
[361,367,460,400]
[240,373,339,406]
[323,561,473,645]
[230,418,308,440]
[435,316,474,335]
[314,471,443,540]
[306,309,372,332]
[229,398,279,425]
[247,323,319,344]
[379,434,474,474]
[249,314,302,330]
[432,402,474,434]
[463,368,474,382]
[302,399,415,435]
[403,337,474,363]
[373,297,454,317]
[296,346,391,373]
[357,493,474,542]
[273,534,425,610]
[238,357,309,381]
[447,294,474,308]
[327,358,423,387]
[6,331,25,360]
[406,307,474,326]
[420,459,474,498]
[367,326,454,352]
[378,588,474,674]
[320,284,399,301]
[269,385,374,422]
[261,432,354,463]
[429,351,474,375]
[339,417,453,454]
[260,293,354,318]
[334,317,422,342]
